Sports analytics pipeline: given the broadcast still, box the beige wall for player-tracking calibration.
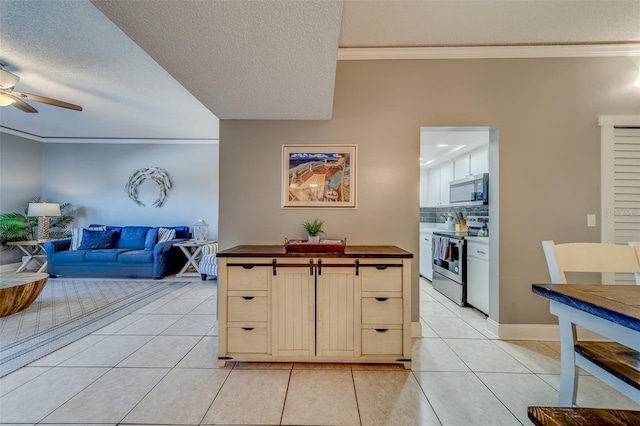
[220,56,640,325]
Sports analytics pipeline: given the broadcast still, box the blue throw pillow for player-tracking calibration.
[77,229,117,250]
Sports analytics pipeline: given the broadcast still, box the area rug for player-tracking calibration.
[0,278,186,377]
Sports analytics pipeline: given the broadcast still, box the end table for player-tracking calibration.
[6,240,49,273]
[173,240,217,278]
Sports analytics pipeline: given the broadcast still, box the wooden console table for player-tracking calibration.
[216,245,413,368]
[0,272,49,317]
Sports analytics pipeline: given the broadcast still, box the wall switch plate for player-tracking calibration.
[587,214,597,227]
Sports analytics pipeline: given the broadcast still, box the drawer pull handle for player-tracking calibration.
[241,265,255,269]
[375,297,389,302]
[375,265,389,270]
[242,327,254,331]
[374,328,389,333]
[242,296,254,300]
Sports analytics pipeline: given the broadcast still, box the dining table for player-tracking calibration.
[532,283,640,406]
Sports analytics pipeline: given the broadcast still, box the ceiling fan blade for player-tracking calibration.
[11,91,82,111]
[4,93,38,113]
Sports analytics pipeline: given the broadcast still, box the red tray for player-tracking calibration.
[284,239,346,253]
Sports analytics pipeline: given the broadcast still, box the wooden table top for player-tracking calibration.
[217,245,413,259]
[532,284,640,332]
[6,240,49,246]
[173,240,217,247]
[0,272,49,290]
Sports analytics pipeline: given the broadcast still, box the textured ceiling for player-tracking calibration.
[0,1,218,141]
[0,0,638,142]
[92,0,343,120]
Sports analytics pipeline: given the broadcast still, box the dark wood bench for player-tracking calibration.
[575,342,640,391]
[527,406,640,426]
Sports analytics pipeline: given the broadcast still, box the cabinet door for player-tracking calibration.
[316,266,358,357]
[454,155,470,180]
[439,162,453,205]
[272,267,315,357]
[470,147,489,175]
[426,167,441,206]
[419,232,433,280]
[467,254,489,315]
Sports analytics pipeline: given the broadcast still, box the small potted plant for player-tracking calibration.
[302,219,324,244]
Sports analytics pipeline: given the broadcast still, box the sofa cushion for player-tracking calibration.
[118,249,154,264]
[78,229,118,250]
[52,250,89,263]
[85,249,130,262]
[145,228,159,250]
[157,227,176,243]
[116,226,151,250]
[70,226,107,250]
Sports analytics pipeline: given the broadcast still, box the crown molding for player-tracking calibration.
[0,126,218,144]
[338,43,640,60]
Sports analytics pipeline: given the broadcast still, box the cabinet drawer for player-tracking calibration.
[467,241,489,261]
[228,265,269,291]
[361,328,402,355]
[228,295,268,322]
[228,324,268,353]
[361,266,402,292]
[362,297,403,324]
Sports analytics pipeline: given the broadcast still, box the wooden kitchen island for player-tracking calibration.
[216,245,413,368]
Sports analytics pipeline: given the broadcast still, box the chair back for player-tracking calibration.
[542,240,640,284]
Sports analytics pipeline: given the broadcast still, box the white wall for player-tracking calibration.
[0,133,43,265]
[42,143,219,238]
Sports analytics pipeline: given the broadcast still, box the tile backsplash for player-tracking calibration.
[420,205,489,223]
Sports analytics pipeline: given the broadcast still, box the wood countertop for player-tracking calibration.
[216,245,413,258]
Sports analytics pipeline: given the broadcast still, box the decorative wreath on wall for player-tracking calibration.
[125,166,173,208]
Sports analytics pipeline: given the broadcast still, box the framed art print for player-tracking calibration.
[282,145,356,208]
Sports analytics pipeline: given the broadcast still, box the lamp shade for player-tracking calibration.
[27,202,61,217]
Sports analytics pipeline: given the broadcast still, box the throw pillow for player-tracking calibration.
[70,226,106,250]
[157,227,176,243]
[77,229,117,250]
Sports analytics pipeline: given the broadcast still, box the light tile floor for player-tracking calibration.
[1,276,638,425]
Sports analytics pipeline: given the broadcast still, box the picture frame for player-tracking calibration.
[282,145,357,208]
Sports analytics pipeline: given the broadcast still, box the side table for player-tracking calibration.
[6,240,49,273]
[173,240,217,278]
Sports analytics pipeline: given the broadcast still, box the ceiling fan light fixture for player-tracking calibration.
[0,68,20,89]
[0,93,16,106]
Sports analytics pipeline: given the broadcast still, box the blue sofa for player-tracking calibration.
[44,225,189,279]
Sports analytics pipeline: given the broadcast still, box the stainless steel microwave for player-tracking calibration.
[449,173,489,205]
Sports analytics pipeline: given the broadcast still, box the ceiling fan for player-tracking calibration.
[0,64,82,113]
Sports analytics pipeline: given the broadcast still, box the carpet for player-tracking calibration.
[0,278,186,377]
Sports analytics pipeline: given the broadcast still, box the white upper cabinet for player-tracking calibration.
[439,162,453,205]
[426,161,453,206]
[454,155,470,180]
[419,169,429,207]
[469,146,489,176]
[426,166,441,206]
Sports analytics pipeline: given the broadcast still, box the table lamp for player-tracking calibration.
[192,219,209,243]
[27,202,61,240]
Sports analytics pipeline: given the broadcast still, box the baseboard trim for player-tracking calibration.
[487,319,607,341]
[411,321,422,338]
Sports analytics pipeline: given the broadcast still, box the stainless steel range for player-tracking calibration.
[431,215,488,306]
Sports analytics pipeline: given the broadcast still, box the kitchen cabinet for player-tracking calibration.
[454,156,471,180]
[217,246,413,368]
[469,146,489,176]
[426,162,453,206]
[466,239,489,315]
[419,231,433,280]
